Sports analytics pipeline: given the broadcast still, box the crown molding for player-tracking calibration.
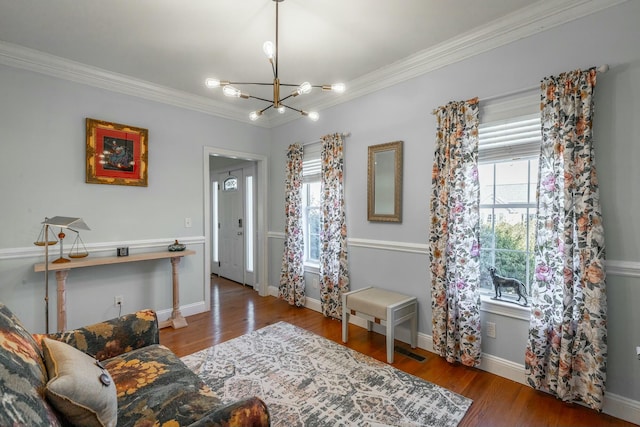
[267,0,627,127]
[0,40,267,127]
[0,0,626,129]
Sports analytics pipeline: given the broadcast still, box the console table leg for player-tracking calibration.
[160,256,188,329]
[55,270,70,332]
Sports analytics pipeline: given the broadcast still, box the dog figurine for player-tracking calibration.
[488,267,528,306]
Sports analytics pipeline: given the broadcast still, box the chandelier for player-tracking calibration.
[204,0,345,122]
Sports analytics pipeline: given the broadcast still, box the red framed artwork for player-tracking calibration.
[86,118,148,186]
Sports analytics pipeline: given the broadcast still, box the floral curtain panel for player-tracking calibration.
[429,98,482,367]
[279,144,306,306]
[526,68,607,410]
[319,133,350,318]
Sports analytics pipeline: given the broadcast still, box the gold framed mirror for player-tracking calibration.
[367,141,403,222]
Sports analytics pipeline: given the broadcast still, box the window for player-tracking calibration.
[245,175,254,272]
[478,114,541,299]
[302,143,322,267]
[223,176,237,191]
[212,180,219,262]
[303,181,321,265]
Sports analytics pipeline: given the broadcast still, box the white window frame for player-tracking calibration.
[477,95,541,319]
[302,180,321,269]
[302,143,322,272]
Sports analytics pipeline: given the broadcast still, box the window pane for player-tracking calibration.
[480,208,495,250]
[308,207,320,255]
[245,176,253,272]
[492,208,528,251]
[480,250,495,292]
[308,181,321,207]
[304,180,322,264]
[212,181,218,263]
[495,160,530,204]
[309,233,320,261]
[526,208,537,251]
[527,252,536,295]
[494,250,527,284]
[478,163,494,204]
[223,176,238,191]
[529,158,539,203]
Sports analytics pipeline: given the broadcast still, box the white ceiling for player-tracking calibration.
[0,0,625,126]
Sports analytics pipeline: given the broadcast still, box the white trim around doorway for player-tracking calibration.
[203,147,270,312]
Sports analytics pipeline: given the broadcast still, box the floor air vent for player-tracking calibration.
[394,346,426,362]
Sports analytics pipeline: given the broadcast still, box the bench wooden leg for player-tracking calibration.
[387,306,395,363]
[411,304,418,349]
[342,293,348,343]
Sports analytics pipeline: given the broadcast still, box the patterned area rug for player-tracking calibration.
[181,322,472,427]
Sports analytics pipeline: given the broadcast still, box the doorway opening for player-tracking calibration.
[203,147,269,313]
[212,164,255,285]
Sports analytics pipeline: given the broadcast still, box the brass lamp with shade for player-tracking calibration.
[34,216,90,333]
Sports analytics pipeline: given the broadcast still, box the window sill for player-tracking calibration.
[304,263,320,275]
[479,295,530,321]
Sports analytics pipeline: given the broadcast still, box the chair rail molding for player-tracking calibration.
[0,236,205,261]
[605,259,640,278]
[269,232,640,279]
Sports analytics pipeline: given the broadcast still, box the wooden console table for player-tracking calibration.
[34,250,195,332]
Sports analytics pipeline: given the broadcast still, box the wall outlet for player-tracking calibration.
[486,321,496,338]
[114,295,123,307]
[184,217,192,228]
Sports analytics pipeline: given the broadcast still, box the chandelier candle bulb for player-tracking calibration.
[205,79,230,88]
[294,82,312,96]
[263,41,275,60]
[323,83,346,93]
[222,86,239,97]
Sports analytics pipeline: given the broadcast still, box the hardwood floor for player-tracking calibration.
[160,277,634,427]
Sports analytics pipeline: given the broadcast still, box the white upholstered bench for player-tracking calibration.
[342,287,418,363]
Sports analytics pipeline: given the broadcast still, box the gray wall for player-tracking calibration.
[268,1,640,404]
[0,64,270,332]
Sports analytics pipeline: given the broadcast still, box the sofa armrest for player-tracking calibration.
[188,396,270,427]
[39,309,159,361]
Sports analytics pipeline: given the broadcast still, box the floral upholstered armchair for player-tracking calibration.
[0,302,270,426]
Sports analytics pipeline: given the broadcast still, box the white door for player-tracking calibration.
[218,169,244,283]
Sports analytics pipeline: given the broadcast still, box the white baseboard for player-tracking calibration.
[479,353,527,385]
[156,301,206,324]
[604,392,640,425]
